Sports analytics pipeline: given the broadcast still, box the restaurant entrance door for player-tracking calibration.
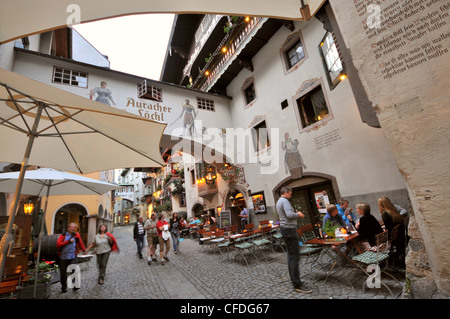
[291,182,337,226]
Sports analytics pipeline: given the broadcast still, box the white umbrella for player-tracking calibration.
[0,167,119,298]
[0,68,166,287]
[0,168,119,197]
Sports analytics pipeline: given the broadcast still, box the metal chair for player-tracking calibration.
[233,229,258,266]
[252,225,272,261]
[297,225,325,277]
[352,230,400,296]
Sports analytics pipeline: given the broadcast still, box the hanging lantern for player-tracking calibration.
[24,200,34,215]
[204,165,217,185]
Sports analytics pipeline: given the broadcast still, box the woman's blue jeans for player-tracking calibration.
[280,227,301,288]
[171,233,180,252]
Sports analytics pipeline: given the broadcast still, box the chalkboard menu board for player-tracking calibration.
[220,210,231,228]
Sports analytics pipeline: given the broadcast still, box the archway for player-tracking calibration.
[53,203,89,244]
[273,172,341,226]
[191,202,205,220]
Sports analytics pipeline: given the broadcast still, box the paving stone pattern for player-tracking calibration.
[50,225,405,299]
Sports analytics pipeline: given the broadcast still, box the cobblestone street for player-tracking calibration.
[50,225,405,300]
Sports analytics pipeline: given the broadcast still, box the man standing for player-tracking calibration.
[276,187,312,294]
[56,223,86,293]
[144,213,158,265]
[133,216,146,259]
[238,205,249,232]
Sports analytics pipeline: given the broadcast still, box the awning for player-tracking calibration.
[0,0,326,44]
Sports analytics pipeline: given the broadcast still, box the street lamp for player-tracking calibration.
[23,200,34,215]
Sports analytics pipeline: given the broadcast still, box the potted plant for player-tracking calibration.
[17,272,53,299]
[322,218,338,238]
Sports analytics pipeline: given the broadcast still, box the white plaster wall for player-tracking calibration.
[225,18,406,205]
[12,50,233,141]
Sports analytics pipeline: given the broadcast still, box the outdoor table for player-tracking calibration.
[77,254,95,268]
[306,232,359,288]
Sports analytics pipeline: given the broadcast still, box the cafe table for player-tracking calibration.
[306,231,359,288]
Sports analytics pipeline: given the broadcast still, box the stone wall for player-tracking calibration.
[329,0,450,297]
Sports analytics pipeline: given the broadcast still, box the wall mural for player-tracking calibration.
[281,132,307,174]
[171,99,198,137]
[89,81,116,106]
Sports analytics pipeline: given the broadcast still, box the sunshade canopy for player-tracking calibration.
[0,168,119,196]
[0,0,327,44]
[0,68,166,173]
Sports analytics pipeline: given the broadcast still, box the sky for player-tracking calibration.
[73,13,175,81]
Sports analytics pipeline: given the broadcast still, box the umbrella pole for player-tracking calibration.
[33,182,51,298]
[0,103,44,285]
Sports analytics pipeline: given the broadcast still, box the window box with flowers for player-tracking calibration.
[17,261,57,299]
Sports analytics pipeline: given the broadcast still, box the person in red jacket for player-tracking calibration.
[56,223,86,293]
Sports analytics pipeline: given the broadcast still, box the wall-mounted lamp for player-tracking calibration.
[24,200,34,215]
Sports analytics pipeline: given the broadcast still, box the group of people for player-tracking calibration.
[276,186,408,294]
[323,197,407,255]
[134,212,187,266]
[53,189,407,296]
[55,222,119,293]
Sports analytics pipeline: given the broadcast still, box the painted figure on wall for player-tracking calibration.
[174,99,198,136]
[281,132,307,174]
[91,81,116,106]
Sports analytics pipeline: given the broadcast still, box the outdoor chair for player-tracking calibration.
[389,223,405,267]
[233,228,258,266]
[252,225,272,262]
[352,230,401,296]
[228,224,238,235]
[210,229,226,254]
[259,220,270,227]
[270,228,285,253]
[199,230,213,251]
[297,225,325,277]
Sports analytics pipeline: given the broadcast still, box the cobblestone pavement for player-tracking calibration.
[50,225,405,300]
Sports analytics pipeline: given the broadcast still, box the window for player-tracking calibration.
[244,83,256,104]
[53,67,88,88]
[138,79,163,101]
[251,120,270,152]
[296,85,330,128]
[320,32,344,88]
[180,192,186,207]
[197,97,215,111]
[286,40,305,69]
[280,31,307,72]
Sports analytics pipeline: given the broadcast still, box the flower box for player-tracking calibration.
[17,281,51,299]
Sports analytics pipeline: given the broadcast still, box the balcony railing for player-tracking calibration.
[192,17,267,92]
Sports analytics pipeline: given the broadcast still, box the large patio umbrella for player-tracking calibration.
[0,68,166,286]
[0,0,323,44]
[0,167,119,297]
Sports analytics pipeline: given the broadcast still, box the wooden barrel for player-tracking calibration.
[32,234,60,261]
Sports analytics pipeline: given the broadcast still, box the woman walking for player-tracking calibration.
[170,212,181,254]
[87,224,119,285]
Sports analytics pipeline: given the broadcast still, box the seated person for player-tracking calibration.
[378,196,406,266]
[323,204,346,229]
[354,202,384,253]
[323,204,349,256]
[189,216,201,226]
[336,199,357,226]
